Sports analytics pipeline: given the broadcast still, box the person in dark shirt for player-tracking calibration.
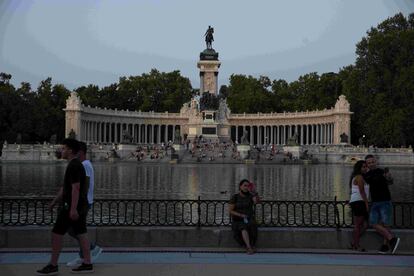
[229,179,259,254]
[364,154,400,254]
[37,139,93,275]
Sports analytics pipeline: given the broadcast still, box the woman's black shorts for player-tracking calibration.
[350,200,369,219]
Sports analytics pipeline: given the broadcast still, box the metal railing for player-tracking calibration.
[1,197,413,228]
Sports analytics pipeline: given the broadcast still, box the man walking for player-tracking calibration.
[67,141,103,266]
[364,154,400,254]
[37,139,93,275]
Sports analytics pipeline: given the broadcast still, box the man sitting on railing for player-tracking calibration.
[229,179,259,254]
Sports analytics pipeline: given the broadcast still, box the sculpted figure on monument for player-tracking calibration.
[287,132,299,146]
[240,129,249,145]
[68,129,76,139]
[174,131,182,144]
[204,25,214,49]
[122,130,133,144]
[340,132,348,143]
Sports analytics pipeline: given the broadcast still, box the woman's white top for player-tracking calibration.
[350,176,369,203]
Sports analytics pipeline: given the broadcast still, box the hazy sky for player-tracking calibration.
[0,0,413,90]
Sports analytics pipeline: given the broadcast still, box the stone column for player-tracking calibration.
[254,126,258,146]
[150,124,154,144]
[309,125,313,145]
[321,124,324,145]
[87,121,91,143]
[115,123,119,144]
[163,125,167,144]
[323,124,325,145]
[329,123,333,144]
[108,123,111,143]
[98,122,101,143]
[157,125,161,144]
[250,126,253,146]
[98,122,103,143]
[137,124,141,143]
[102,122,105,143]
[235,125,239,143]
[83,121,86,142]
[270,126,274,145]
[96,122,99,143]
[91,121,94,143]
[276,126,279,145]
[87,121,90,142]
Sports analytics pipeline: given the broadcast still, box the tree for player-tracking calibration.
[226,74,273,113]
[343,12,414,146]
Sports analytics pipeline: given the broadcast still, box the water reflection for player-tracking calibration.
[1,162,413,201]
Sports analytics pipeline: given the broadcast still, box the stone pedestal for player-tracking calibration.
[237,144,251,160]
[172,144,184,152]
[198,50,221,95]
[171,144,184,160]
[283,146,301,159]
[117,144,137,159]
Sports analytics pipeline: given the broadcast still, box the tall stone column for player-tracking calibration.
[270,126,274,145]
[91,122,94,143]
[276,126,279,145]
[164,125,167,144]
[329,123,333,144]
[115,123,119,144]
[102,122,105,143]
[64,92,83,140]
[98,122,101,143]
[88,122,92,143]
[137,124,141,144]
[310,125,314,145]
[318,124,321,145]
[198,49,221,95]
[250,126,254,146]
[300,125,304,145]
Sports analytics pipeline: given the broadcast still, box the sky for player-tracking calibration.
[0,0,413,90]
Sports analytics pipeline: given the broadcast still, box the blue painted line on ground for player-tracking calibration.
[0,252,413,267]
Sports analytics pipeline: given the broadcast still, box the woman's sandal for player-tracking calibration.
[246,247,255,255]
[349,243,366,252]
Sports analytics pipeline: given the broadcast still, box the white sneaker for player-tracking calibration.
[91,245,103,262]
[66,257,83,267]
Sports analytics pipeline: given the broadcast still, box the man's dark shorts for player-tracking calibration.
[52,209,87,236]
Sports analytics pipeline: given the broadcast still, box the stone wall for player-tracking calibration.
[1,226,413,251]
[1,143,413,164]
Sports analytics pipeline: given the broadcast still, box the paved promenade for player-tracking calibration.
[1,248,413,276]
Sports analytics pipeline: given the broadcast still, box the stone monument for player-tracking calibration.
[237,129,251,159]
[283,132,301,159]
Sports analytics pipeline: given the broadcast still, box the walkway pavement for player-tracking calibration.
[1,248,414,276]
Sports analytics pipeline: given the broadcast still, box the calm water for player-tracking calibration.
[1,162,413,201]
